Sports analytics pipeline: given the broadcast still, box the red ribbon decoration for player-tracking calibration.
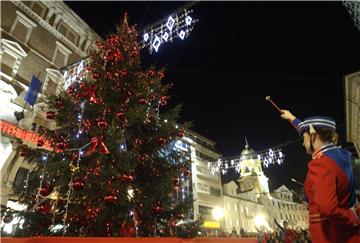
[85,136,110,156]
[76,85,103,104]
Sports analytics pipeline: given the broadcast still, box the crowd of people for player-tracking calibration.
[216,224,312,243]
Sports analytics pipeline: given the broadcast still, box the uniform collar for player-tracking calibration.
[312,143,337,159]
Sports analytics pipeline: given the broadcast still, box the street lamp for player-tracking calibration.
[212,207,224,221]
[291,178,304,186]
[254,214,269,229]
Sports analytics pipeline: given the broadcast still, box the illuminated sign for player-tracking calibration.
[0,121,52,150]
[203,221,220,229]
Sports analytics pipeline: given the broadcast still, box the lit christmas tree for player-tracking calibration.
[10,15,198,237]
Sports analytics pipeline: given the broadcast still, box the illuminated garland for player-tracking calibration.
[208,147,285,175]
[140,9,198,54]
[0,120,52,150]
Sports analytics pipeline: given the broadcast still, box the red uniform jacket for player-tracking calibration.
[305,144,360,243]
[284,229,297,243]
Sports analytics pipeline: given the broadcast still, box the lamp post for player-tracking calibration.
[212,207,224,237]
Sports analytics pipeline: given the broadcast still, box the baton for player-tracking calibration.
[266,96,300,134]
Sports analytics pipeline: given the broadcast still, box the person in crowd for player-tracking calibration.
[281,110,360,243]
[230,227,238,237]
[274,219,297,243]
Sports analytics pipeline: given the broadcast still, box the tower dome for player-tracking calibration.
[240,137,257,160]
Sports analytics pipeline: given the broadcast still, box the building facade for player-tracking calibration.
[185,136,309,235]
[0,0,101,207]
[345,71,360,157]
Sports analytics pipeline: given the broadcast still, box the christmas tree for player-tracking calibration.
[9,15,198,237]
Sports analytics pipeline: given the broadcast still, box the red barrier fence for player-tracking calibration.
[1,237,258,243]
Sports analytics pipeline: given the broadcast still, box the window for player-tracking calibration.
[210,187,221,197]
[43,68,62,96]
[240,205,243,213]
[13,167,29,189]
[44,78,57,95]
[234,204,237,211]
[31,1,47,18]
[52,41,72,68]
[57,21,79,45]
[10,11,37,43]
[227,203,231,210]
[236,219,239,226]
[195,150,216,162]
[229,218,232,226]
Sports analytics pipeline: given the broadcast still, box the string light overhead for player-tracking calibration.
[140,9,198,54]
[208,145,286,176]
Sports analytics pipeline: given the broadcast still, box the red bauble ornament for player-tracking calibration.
[138,98,148,105]
[177,129,185,138]
[154,206,164,214]
[56,140,69,151]
[119,174,134,184]
[92,72,100,80]
[72,178,85,191]
[120,223,136,237]
[172,177,180,186]
[116,109,125,119]
[158,71,165,79]
[97,118,108,129]
[160,96,168,106]
[19,150,26,157]
[104,192,118,204]
[46,111,55,120]
[37,139,44,147]
[55,99,63,110]
[67,86,75,96]
[3,214,13,224]
[183,169,191,177]
[105,52,114,62]
[39,183,53,197]
[158,137,166,146]
[147,70,155,77]
[37,203,51,215]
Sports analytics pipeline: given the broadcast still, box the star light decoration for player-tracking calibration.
[140,9,198,53]
[208,148,285,176]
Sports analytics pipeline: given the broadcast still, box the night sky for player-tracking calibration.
[66,1,360,189]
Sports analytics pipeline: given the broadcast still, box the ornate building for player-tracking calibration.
[184,135,309,235]
[345,71,360,157]
[221,142,308,234]
[0,0,101,208]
